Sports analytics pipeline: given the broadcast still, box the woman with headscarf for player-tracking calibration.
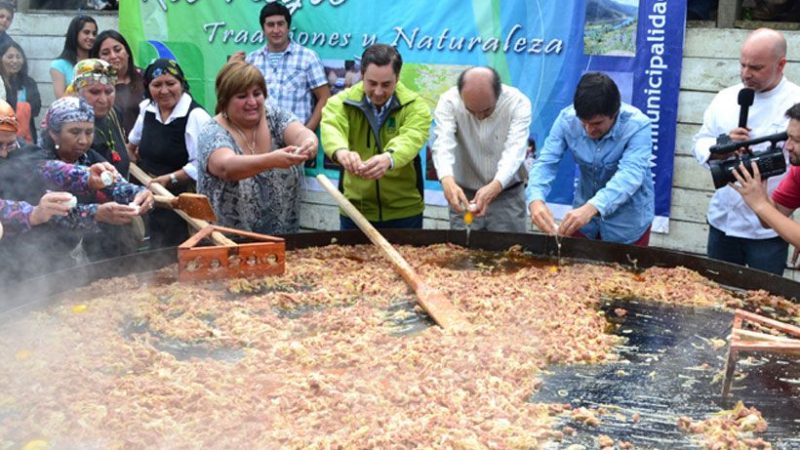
[0,99,152,279]
[89,30,144,135]
[67,58,129,178]
[41,96,153,260]
[128,58,210,248]
[0,99,71,239]
[42,95,105,167]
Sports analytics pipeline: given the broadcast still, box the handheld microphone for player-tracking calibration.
[738,88,755,128]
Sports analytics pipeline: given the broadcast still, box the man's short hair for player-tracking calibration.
[456,67,502,99]
[0,2,14,16]
[360,44,402,76]
[786,103,800,121]
[259,2,291,28]
[573,72,621,120]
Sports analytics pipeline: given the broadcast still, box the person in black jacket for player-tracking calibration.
[89,30,144,135]
[68,58,129,178]
[41,95,150,260]
[0,2,17,50]
[1,97,151,279]
[0,41,41,143]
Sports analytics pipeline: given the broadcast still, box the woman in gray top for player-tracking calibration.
[197,61,318,234]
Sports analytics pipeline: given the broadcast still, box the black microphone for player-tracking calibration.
[738,87,755,128]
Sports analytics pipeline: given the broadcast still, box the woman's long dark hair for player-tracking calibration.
[56,15,97,65]
[89,30,140,84]
[0,41,28,90]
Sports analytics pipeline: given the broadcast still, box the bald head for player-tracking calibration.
[458,67,502,120]
[743,28,787,59]
[740,28,787,92]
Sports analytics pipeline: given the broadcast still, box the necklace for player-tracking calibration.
[228,119,257,154]
[95,109,125,164]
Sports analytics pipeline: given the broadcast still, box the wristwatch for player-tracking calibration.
[169,173,178,185]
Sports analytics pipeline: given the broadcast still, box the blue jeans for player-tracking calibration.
[340,214,423,231]
[707,225,788,275]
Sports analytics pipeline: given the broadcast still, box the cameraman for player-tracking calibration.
[732,103,800,254]
[692,28,800,275]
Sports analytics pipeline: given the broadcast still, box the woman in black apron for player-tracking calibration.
[127,59,211,248]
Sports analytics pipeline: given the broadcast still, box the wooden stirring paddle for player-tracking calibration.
[317,174,469,330]
[153,193,216,222]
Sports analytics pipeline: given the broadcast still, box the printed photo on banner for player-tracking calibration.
[322,58,361,95]
[583,0,639,56]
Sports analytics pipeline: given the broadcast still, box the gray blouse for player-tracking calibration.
[197,103,303,235]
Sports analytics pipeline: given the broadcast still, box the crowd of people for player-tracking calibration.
[2,2,800,282]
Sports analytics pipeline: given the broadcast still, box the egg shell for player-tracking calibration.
[101,171,114,187]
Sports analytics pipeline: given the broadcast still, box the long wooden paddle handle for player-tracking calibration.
[152,195,177,208]
[316,174,422,291]
[129,163,236,247]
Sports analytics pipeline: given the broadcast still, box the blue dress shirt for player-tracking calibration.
[526,103,655,244]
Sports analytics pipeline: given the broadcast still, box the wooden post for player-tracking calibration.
[15,0,32,13]
[717,0,742,28]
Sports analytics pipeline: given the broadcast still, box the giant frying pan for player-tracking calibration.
[1,230,799,448]
[3,229,798,312]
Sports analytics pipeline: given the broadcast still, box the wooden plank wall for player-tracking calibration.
[9,13,799,280]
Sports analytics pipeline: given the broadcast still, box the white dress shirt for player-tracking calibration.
[128,93,211,181]
[431,84,532,190]
[693,77,800,239]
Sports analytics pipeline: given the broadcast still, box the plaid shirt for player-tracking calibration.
[365,94,395,126]
[246,42,328,126]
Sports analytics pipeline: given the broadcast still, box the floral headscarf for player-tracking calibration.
[0,99,18,133]
[65,58,117,96]
[43,96,95,133]
[143,58,189,100]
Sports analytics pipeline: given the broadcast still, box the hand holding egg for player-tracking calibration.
[101,171,114,187]
[29,192,74,226]
[88,163,119,190]
[65,194,77,209]
[297,136,318,159]
[131,189,154,215]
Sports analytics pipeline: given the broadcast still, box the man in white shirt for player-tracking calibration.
[693,28,800,275]
[431,67,531,232]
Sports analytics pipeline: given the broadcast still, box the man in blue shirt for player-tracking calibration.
[527,72,654,245]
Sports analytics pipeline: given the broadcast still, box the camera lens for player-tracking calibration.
[710,149,787,190]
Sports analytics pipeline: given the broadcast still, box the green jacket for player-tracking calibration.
[321,81,432,222]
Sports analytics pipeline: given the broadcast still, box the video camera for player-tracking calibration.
[708,131,787,189]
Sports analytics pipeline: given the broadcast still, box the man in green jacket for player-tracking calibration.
[321,44,432,229]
